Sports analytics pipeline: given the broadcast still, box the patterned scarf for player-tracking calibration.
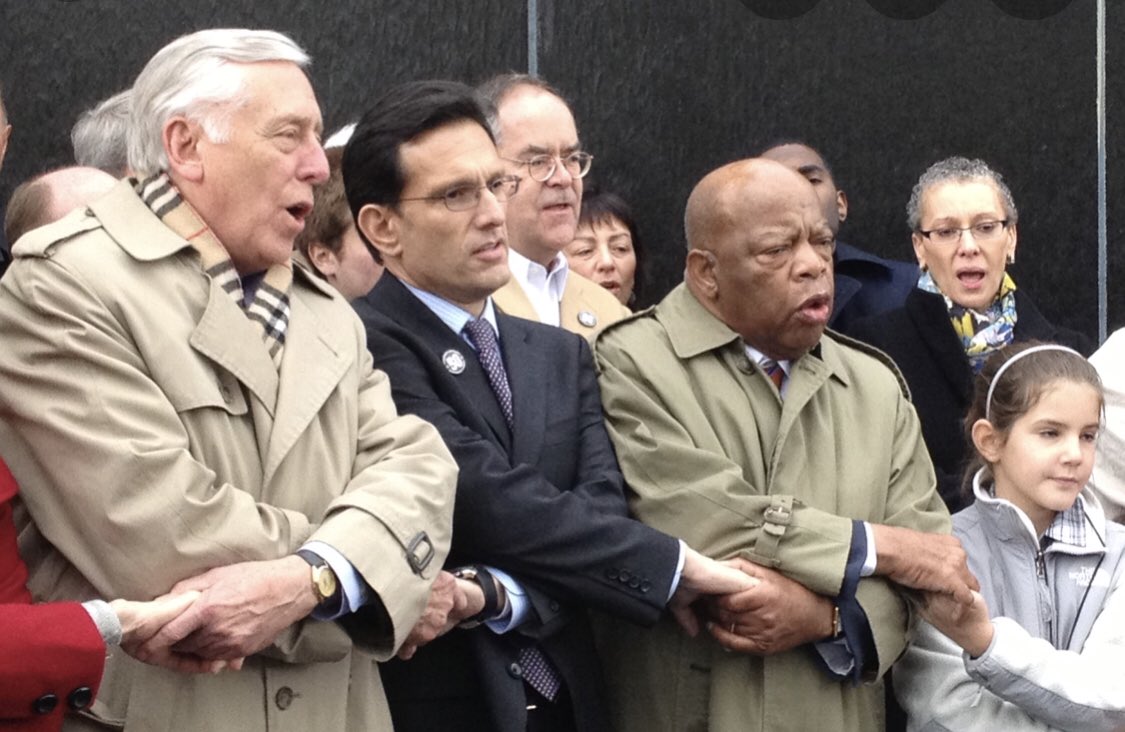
[135,173,291,368]
[917,270,1017,374]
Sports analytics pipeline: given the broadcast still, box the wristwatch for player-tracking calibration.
[452,565,500,629]
[296,550,339,606]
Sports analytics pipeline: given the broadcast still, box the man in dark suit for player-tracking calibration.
[346,81,753,732]
[759,142,918,333]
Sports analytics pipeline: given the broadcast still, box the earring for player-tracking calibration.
[1006,253,1015,265]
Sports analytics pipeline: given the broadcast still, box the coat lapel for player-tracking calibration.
[906,289,973,403]
[500,315,548,466]
[263,290,351,484]
[190,278,280,415]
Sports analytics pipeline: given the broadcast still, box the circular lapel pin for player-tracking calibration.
[442,349,466,374]
[577,310,598,328]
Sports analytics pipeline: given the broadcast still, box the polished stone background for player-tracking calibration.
[0,0,1113,338]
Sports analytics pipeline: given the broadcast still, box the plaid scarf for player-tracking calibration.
[135,173,291,368]
[918,270,1018,373]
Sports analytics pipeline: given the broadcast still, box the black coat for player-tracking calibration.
[830,241,918,333]
[848,287,1092,513]
[354,274,679,732]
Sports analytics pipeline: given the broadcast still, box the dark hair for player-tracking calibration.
[296,147,382,266]
[961,340,1103,495]
[342,80,493,227]
[756,139,837,181]
[578,183,644,303]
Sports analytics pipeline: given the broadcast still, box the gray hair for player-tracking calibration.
[906,156,1019,231]
[127,28,310,176]
[72,89,132,175]
[476,73,568,144]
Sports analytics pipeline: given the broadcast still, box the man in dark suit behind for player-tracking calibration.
[759,141,918,333]
[347,81,753,732]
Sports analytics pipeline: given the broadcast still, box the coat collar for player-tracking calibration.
[90,180,193,261]
[656,283,850,388]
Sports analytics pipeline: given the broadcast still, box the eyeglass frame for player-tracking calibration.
[916,219,1011,244]
[500,151,594,182]
[396,174,523,212]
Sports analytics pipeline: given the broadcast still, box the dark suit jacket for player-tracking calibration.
[354,274,680,732]
[0,459,106,732]
[831,241,918,333]
[849,287,1092,513]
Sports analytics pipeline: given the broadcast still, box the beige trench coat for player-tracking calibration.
[492,268,631,340]
[593,284,951,732]
[0,181,457,731]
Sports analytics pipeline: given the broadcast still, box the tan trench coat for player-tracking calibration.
[0,181,457,731]
[593,284,951,732]
[492,268,631,340]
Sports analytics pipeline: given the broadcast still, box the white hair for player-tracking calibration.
[127,28,310,176]
[72,89,132,175]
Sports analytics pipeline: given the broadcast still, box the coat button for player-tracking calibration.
[67,686,93,710]
[640,581,652,593]
[275,686,295,710]
[605,567,618,581]
[628,576,641,589]
[32,693,58,715]
[548,600,560,612]
[618,570,631,584]
[508,662,523,679]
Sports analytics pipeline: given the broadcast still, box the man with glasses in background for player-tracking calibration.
[479,74,630,339]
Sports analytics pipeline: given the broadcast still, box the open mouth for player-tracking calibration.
[796,293,831,324]
[472,239,506,261]
[287,202,312,225]
[957,269,987,289]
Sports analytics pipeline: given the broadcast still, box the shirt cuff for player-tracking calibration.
[301,540,372,621]
[861,521,877,577]
[82,599,122,647]
[484,566,530,634]
[665,539,687,603]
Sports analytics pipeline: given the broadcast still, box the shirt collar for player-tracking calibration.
[507,247,569,304]
[400,281,500,342]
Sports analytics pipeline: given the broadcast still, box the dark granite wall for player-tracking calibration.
[0,0,1112,338]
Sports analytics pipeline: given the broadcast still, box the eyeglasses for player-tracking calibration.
[501,151,593,182]
[398,175,521,212]
[917,220,1009,245]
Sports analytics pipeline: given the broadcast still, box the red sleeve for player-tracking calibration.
[0,459,31,604]
[0,602,106,724]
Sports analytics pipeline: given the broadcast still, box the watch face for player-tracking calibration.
[314,565,338,601]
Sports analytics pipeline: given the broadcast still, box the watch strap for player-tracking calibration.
[454,565,500,628]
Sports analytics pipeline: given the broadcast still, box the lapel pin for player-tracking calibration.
[577,310,597,328]
[442,349,466,374]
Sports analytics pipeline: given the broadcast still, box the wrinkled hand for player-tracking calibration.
[705,558,834,655]
[871,524,978,605]
[919,589,994,658]
[112,591,231,673]
[135,555,316,667]
[669,547,759,637]
[397,571,484,660]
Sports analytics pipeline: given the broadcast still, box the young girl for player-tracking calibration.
[895,342,1125,731]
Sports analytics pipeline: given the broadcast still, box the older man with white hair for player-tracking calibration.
[0,29,457,732]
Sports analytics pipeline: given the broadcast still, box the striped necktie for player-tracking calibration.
[761,358,785,395]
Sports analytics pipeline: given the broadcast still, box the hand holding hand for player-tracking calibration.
[135,555,316,666]
[919,589,994,658]
[705,558,834,655]
[112,591,235,673]
[669,546,760,637]
[396,571,485,660]
[871,524,979,604]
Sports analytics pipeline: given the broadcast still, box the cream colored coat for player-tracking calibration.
[593,284,951,732]
[492,268,630,339]
[0,181,457,731]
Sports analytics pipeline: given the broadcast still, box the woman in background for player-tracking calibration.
[564,185,641,308]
